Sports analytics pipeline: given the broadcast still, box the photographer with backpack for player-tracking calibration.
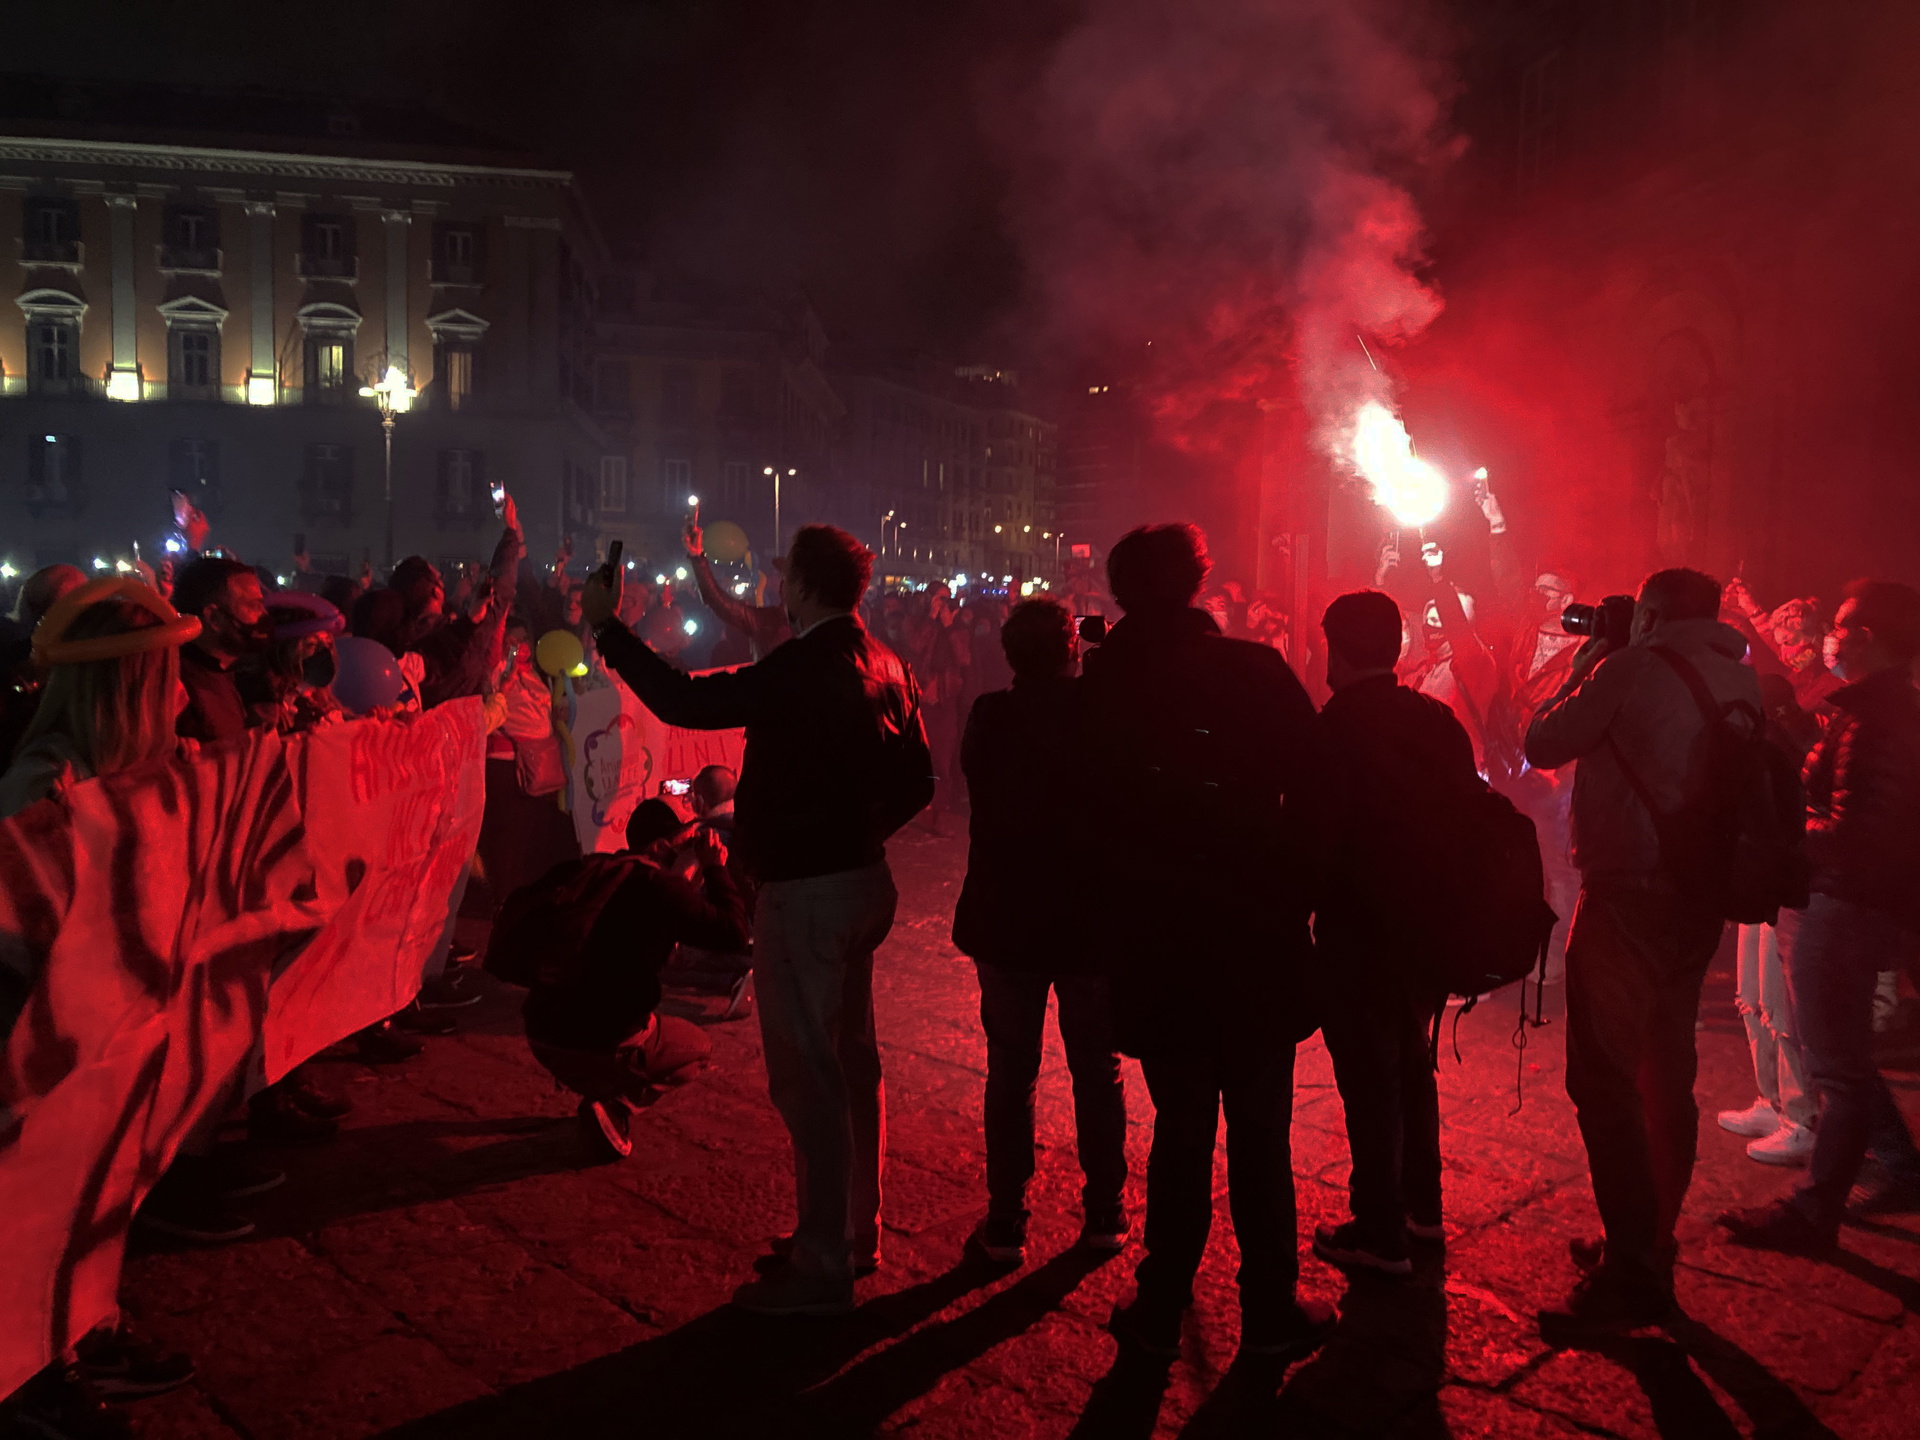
[1720,581,1920,1250]
[1310,591,1488,1278]
[1524,568,1766,1342]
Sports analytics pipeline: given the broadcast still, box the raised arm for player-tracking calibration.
[1524,641,1627,770]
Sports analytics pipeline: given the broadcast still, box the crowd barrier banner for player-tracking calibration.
[262,700,487,1080]
[0,701,487,1398]
[567,682,745,852]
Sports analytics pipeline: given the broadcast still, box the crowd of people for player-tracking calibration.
[4,492,1920,1435]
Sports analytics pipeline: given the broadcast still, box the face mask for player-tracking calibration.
[302,645,338,689]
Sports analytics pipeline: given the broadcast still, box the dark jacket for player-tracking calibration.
[952,675,1093,972]
[1310,674,1483,959]
[177,644,256,742]
[1078,607,1319,1055]
[1802,665,1920,928]
[523,855,748,1050]
[1525,617,1762,887]
[595,612,935,882]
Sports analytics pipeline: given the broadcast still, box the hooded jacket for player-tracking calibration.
[1525,617,1762,888]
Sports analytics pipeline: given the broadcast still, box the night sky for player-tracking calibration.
[10,0,1058,356]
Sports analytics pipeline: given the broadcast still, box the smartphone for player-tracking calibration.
[662,778,692,797]
[170,488,192,530]
[599,538,625,586]
[490,478,507,518]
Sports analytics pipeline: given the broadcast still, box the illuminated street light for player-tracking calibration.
[674,567,689,581]
[358,362,417,573]
[0,562,15,580]
[682,619,698,635]
[91,557,107,571]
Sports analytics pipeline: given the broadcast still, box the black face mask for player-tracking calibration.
[302,645,338,689]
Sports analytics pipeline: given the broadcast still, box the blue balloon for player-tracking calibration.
[332,635,405,715]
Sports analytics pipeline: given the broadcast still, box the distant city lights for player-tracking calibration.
[91,557,107,571]
[682,619,698,635]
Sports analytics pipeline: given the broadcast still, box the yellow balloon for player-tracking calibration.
[535,628,586,680]
[704,519,750,565]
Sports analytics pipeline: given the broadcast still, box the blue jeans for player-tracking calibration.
[1787,893,1920,1230]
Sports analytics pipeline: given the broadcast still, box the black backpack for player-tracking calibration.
[1615,646,1810,926]
[1429,784,1560,1001]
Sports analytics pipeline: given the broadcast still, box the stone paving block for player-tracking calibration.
[1416,1384,1600,1438]
[116,1384,247,1440]
[1441,1277,1551,1389]
[1818,1311,1920,1438]
[216,1333,492,1440]
[1672,1266,1888,1396]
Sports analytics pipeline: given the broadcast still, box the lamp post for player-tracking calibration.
[360,363,416,575]
[763,465,797,557]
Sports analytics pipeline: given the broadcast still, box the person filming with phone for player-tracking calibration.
[1522,568,1764,1342]
[580,524,933,1316]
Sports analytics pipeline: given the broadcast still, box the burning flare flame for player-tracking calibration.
[1347,400,1447,528]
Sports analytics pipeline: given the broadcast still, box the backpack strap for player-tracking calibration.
[1650,645,1721,727]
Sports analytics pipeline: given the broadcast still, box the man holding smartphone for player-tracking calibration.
[582,525,933,1315]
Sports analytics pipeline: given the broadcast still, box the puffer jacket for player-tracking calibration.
[1802,665,1920,927]
[1525,617,1762,888]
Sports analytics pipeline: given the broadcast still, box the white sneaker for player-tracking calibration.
[1747,1123,1816,1167]
[1717,1099,1779,1139]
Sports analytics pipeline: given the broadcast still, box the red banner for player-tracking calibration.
[0,701,486,1398]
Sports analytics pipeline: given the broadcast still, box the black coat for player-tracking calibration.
[1803,665,1920,928]
[952,676,1095,972]
[596,613,935,883]
[1078,607,1319,1055]
[1309,674,1482,959]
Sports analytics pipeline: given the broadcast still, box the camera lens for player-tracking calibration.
[1560,602,1596,637]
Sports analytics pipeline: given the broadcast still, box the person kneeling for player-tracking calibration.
[499,800,747,1159]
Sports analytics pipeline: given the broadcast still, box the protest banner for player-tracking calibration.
[567,681,745,852]
[0,730,315,1398]
[261,698,487,1080]
[0,702,487,1397]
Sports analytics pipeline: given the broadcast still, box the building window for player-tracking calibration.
[441,345,475,411]
[305,337,351,399]
[25,435,80,514]
[661,367,695,424]
[170,328,219,393]
[161,205,220,271]
[661,457,692,510]
[22,197,79,264]
[595,360,630,413]
[723,461,749,506]
[598,456,628,513]
[720,370,756,422]
[299,213,356,279]
[169,438,222,514]
[30,319,76,383]
[301,443,355,521]
[432,222,484,285]
[437,448,485,524]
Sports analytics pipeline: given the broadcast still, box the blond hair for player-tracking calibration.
[17,599,181,775]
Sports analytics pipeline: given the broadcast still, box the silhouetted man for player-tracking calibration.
[953,598,1126,1268]
[582,524,933,1316]
[1524,567,1761,1341]
[1311,590,1482,1277]
[1080,523,1334,1363]
[171,556,271,742]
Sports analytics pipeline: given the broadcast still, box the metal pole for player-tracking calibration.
[773,471,781,559]
[382,412,395,575]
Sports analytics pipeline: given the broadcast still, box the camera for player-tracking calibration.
[1561,594,1636,648]
[1076,615,1108,647]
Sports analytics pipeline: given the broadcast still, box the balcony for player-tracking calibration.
[296,253,358,282]
[21,239,82,267]
[158,246,222,275]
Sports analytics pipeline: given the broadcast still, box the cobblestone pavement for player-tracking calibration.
[118,828,1920,1438]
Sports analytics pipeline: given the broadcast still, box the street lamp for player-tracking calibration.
[359,363,416,573]
[763,465,797,556]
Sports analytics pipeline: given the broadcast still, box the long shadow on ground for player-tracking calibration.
[372,1261,1006,1440]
